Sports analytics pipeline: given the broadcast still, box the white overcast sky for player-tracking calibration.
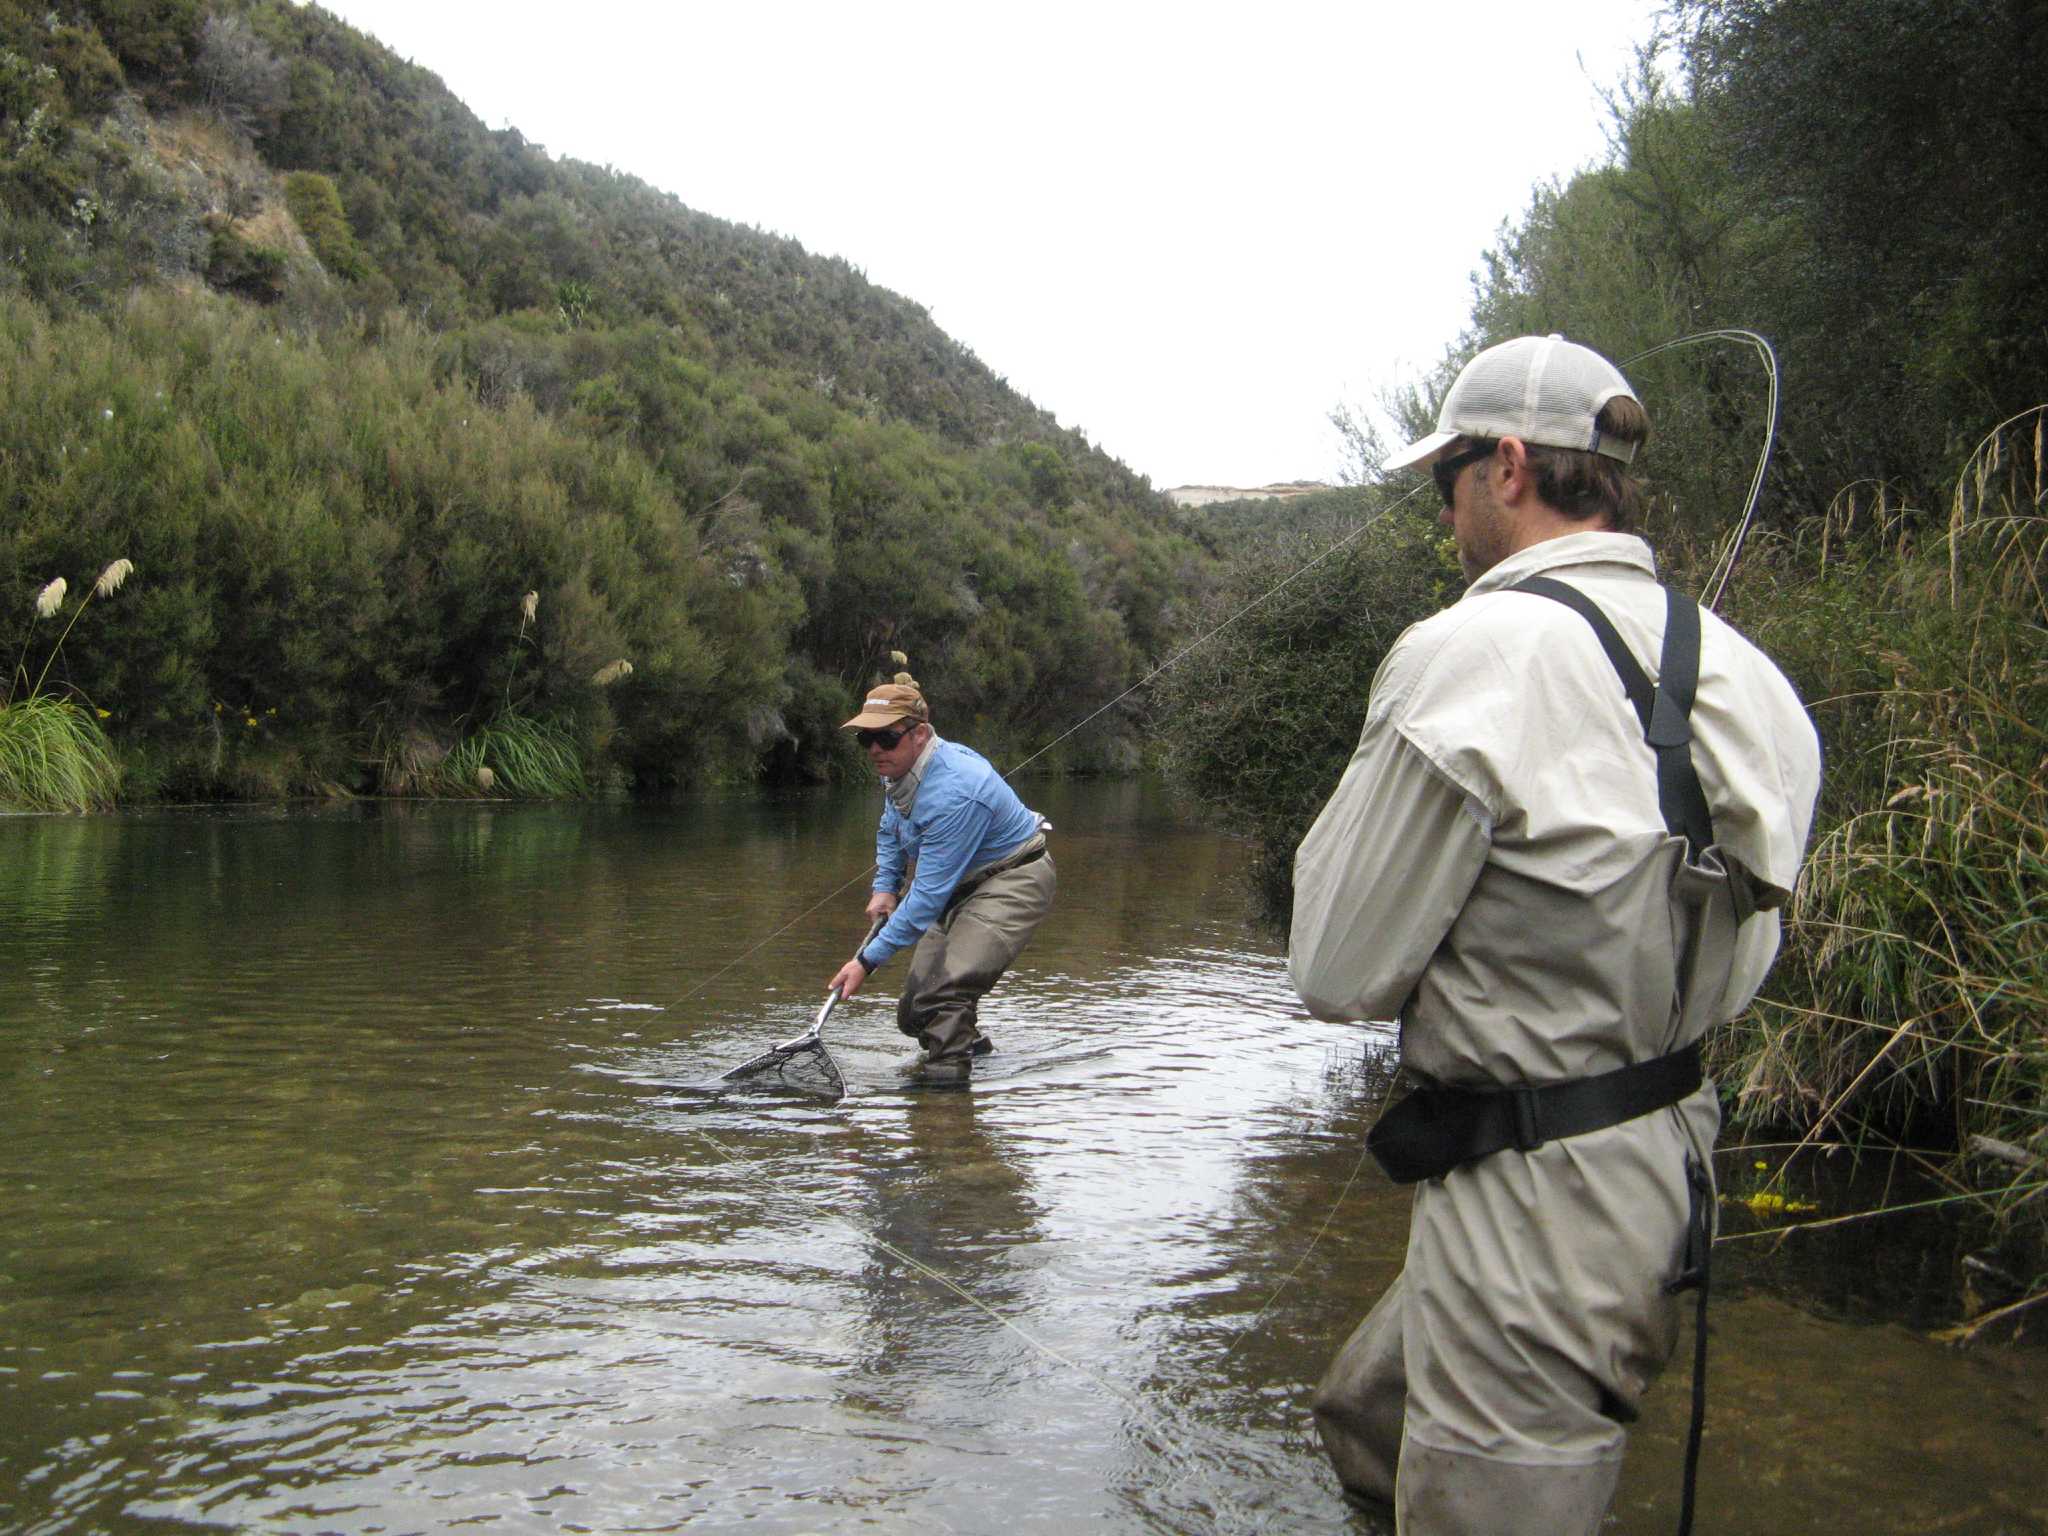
[314,1,1668,489]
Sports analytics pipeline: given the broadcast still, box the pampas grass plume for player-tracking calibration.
[34,577,66,618]
[591,659,633,687]
[521,590,539,622]
[94,558,134,598]
[476,765,496,791]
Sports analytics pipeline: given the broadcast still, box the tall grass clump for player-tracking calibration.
[0,559,134,811]
[1722,409,2047,1229]
[437,711,588,798]
[0,694,124,811]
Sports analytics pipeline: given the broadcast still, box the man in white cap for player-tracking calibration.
[1290,335,1821,1532]
[827,679,1054,1085]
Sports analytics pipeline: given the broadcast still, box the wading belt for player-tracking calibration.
[1365,1041,1702,1183]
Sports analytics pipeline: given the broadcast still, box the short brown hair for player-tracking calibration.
[1522,395,1651,531]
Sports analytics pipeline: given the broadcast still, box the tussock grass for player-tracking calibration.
[0,695,122,811]
[435,712,587,799]
[2,557,135,812]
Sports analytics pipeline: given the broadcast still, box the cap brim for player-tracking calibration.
[1382,429,1460,474]
[841,709,912,730]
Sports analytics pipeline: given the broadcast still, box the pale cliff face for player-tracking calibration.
[1164,483,1330,508]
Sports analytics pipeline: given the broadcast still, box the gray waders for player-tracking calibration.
[1322,580,1733,1535]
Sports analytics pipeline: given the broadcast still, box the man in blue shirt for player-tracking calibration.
[826,681,1055,1084]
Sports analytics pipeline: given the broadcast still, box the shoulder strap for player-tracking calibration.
[1509,577,1716,859]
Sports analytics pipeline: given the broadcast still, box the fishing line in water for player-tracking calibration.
[1215,1134,1379,1362]
[687,1127,1271,1533]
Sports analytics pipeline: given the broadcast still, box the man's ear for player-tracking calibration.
[1494,437,1536,503]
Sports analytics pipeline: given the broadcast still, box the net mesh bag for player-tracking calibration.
[718,1034,845,1098]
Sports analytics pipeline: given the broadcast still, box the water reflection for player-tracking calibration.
[1,788,2042,1535]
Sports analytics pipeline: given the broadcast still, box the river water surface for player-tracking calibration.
[2,782,2041,1534]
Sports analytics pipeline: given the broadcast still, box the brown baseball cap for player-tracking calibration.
[840,681,929,730]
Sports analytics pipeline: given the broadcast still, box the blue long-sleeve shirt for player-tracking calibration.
[859,738,1043,969]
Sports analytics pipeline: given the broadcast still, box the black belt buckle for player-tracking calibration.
[1509,1085,1543,1152]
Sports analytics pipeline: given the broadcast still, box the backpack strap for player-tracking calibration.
[1509,577,1716,860]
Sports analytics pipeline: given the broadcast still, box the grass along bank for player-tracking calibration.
[1719,409,2047,1259]
[1,559,133,811]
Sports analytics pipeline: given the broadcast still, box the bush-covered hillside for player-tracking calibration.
[1,0,1209,794]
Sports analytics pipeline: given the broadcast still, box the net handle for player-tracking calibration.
[804,912,887,1043]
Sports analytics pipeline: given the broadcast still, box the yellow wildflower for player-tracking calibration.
[1726,1190,1819,1218]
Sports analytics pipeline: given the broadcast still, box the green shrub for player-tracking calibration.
[46,23,125,116]
[282,169,367,281]
[0,555,136,811]
[83,0,200,85]
[204,222,287,301]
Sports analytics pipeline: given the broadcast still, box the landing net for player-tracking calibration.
[716,1031,846,1098]
[705,980,856,1100]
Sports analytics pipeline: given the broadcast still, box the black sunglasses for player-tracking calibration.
[1431,441,1497,507]
[856,723,914,750]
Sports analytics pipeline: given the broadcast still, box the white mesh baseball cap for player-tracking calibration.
[1385,334,1641,472]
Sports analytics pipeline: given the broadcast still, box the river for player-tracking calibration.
[1,781,2040,1534]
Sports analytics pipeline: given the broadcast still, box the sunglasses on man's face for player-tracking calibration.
[856,724,913,751]
[1432,441,1497,508]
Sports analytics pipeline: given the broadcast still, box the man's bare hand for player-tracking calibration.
[864,890,898,922]
[829,958,867,1000]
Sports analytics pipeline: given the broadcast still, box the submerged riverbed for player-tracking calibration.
[2,782,2041,1533]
